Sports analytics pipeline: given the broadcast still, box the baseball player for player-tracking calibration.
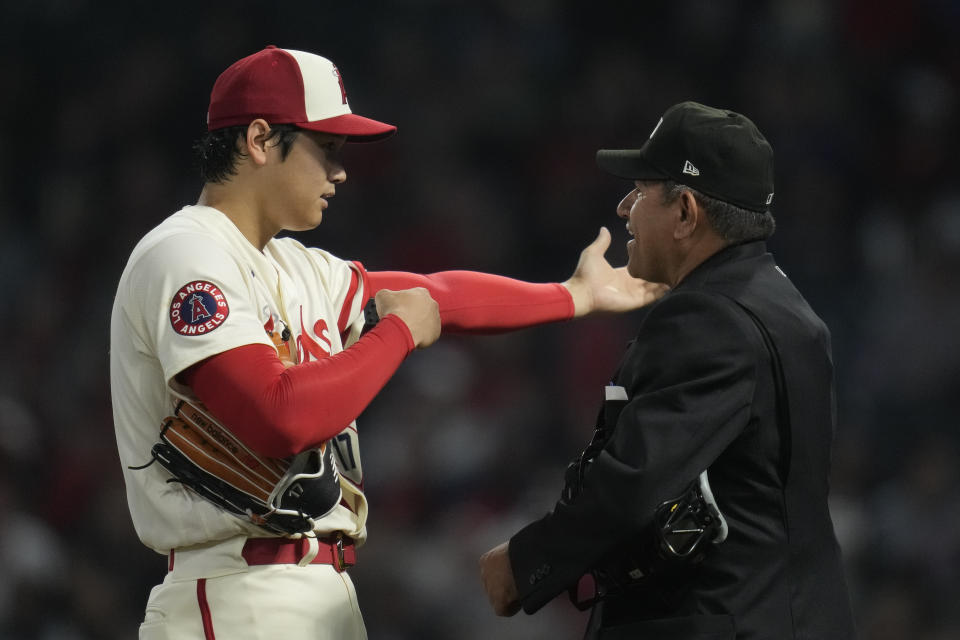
[110,45,664,639]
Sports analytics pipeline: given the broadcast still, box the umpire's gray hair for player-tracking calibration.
[661,180,776,243]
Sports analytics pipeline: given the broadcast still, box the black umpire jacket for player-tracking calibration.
[509,241,856,639]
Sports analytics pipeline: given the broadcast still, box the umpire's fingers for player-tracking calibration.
[583,226,611,256]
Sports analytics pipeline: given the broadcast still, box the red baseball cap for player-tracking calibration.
[206,45,397,142]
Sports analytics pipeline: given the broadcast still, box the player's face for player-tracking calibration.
[266,130,347,232]
[617,181,674,284]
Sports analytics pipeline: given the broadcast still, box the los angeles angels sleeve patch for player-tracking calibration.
[169,280,230,335]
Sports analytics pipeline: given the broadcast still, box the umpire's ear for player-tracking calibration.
[673,189,702,241]
[245,118,273,166]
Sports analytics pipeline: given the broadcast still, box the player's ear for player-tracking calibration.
[673,190,700,240]
[245,119,272,166]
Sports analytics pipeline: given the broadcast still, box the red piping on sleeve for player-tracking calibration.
[338,266,361,337]
[353,261,371,311]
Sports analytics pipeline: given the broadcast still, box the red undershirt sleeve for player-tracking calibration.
[184,270,573,458]
[367,270,575,333]
[180,314,414,458]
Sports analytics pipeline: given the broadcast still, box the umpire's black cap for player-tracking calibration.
[596,101,775,212]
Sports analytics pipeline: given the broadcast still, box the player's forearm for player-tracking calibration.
[368,270,575,333]
[184,315,415,458]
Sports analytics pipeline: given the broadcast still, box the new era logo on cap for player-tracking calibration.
[682,160,700,176]
[206,45,396,141]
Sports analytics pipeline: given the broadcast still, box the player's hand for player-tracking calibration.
[562,227,668,317]
[479,541,521,617]
[374,287,441,349]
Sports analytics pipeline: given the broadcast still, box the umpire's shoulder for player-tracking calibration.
[639,288,753,340]
[619,288,763,391]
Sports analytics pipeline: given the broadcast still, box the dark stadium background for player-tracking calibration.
[1,1,957,638]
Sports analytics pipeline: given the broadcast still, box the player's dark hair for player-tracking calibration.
[193,124,301,184]
[661,180,776,243]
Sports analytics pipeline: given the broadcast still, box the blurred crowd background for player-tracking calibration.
[1,0,958,638]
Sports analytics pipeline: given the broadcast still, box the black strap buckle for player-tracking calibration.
[654,471,728,561]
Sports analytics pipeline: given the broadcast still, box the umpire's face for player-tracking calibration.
[617,180,674,284]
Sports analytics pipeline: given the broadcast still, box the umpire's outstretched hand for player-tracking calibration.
[563,227,668,317]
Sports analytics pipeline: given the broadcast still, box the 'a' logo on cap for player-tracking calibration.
[682,160,700,176]
[331,66,348,105]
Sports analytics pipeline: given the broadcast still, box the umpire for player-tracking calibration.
[480,102,856,639]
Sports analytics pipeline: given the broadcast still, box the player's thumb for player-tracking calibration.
[373,289,396,317]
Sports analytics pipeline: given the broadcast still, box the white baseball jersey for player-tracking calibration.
[111,205,370,553]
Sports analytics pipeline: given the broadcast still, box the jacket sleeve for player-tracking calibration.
[509,291,760,613]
